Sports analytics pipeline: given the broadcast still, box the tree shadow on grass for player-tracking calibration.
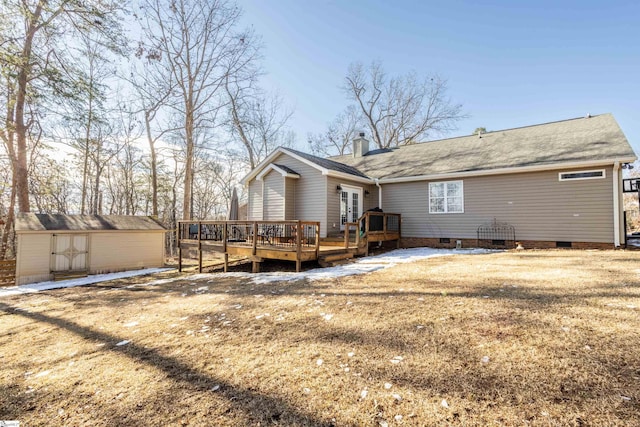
[0,302,334,426]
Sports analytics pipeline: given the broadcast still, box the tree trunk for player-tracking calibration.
[145,111,158,216]
[0,175,17,259]
[14,3,45,213]
[182,108,194,220]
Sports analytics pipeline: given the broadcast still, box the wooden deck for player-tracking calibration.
[177,212,401,273]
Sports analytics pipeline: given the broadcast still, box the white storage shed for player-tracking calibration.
[15,214,166,285]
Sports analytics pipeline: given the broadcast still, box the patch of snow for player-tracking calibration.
[123,322,139,328]
[115,340,130,346]
[481,356,490,363]
[159,248,494,286]
[0,268,171,297]
[316,359,323,366]
[441,399,449,408]
[384,383,393,390]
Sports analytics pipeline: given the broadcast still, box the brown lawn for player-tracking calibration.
[1,250,639,426]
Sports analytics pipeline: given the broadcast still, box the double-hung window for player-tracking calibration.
[429,180,464,214]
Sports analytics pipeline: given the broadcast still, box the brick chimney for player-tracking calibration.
[352,132,369,158]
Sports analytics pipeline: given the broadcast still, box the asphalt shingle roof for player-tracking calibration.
[272,164,299,175]
[330,114,636,180]
[284,147,370,179]
[15,214,166,232]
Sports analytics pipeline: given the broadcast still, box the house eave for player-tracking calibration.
[256,164,300,181]
[324,170,374,184]
[377,157,637,184]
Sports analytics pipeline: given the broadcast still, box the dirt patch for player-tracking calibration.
[1,250,639,425]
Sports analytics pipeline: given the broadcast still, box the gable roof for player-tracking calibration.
[283,148,369,178]
[331,114,635,181]
[256,163,300,180]
[241,146,371,185]
[15,214,166,232]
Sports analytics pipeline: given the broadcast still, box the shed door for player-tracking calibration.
[51,234,89,272]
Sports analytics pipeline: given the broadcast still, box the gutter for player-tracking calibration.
[375,178,382,208]
[378,157,637,184]
[613,161,621,247]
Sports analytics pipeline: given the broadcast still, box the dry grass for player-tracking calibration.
[1,250,639,426]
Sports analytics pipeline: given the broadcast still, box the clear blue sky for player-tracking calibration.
[240,0,639,153]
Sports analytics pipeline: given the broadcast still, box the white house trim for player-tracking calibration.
[377,158,635,184]
[324,170,373,184]
[241,147,373,185]
[256,163,300,181]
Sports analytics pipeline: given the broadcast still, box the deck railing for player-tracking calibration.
[178,220,321,251]
[344,211,402,253]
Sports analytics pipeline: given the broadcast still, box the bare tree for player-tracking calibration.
[343,61,466,150]
[225,77,294,169]
[308,105,360,157]
[138,0,259,220]
[128,43,177,217]
[0,0,125,213]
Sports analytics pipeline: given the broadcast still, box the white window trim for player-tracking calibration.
[429,180,464,214]
[558,169,606,181]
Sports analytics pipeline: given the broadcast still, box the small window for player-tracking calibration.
[439,238,450,243]
[429,181,464,214]
[556,241,572,248]
[558,170,605,181]
[492,239,506,246]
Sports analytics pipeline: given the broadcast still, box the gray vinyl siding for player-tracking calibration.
[382,166,615,243]
[263,170,284,220]
[325,176,378,236]
[248,179,263,220]
[270,153,328,236]
[285,177,296,220]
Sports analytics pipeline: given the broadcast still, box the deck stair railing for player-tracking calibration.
[344,211,402,255]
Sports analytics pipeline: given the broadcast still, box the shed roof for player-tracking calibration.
[330,114,636,180]
[15,214,166,232]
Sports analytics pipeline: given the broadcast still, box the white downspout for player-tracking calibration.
[375,178,382,209]
[613,161,621,247]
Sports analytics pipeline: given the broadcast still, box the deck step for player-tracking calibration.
[318,251,355,268]
[320,252,354,263]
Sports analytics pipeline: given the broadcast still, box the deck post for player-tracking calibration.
[344,225,349,249]
[397,214,402,248]
[178,236,182,272]
[197,221,203,273]
[296,221,302,272]
[365,214,370,256]
[222,223,228,272]
[252,222,258,256]
[314,223,320,260]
